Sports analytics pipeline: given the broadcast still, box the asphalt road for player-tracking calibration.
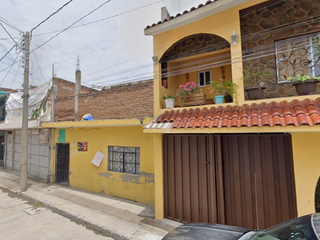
[0,187,113,240]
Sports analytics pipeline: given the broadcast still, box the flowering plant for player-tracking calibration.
[176,82,200,102]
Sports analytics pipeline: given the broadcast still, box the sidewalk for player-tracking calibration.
[0,169,181,240]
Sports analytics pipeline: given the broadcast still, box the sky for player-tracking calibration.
[0,0,205,90]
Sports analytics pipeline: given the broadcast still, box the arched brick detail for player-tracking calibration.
[160,33,230,63]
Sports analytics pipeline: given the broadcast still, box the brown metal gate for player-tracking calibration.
[221,134,297,229]
[163,134,297,229]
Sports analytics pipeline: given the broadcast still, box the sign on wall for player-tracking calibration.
[78,142,88,151]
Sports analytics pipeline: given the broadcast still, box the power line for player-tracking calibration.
[31,0,112,53]
[32,0,163,37]
[0,17,23,33]
[0,44,16,63]
[11,59,22,89]
[0,51,21,86]
[31,0,74,33]
[31,45,47,82]
[0,22,24,52]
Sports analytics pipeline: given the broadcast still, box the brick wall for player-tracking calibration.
[54,79,154,122]
[240,0,320,98]
[53,77,94,99]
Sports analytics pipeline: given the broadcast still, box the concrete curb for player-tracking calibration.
[20,192,126,240]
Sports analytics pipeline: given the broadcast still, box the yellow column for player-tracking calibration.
[291,132,320,216]
[154,133,164,219]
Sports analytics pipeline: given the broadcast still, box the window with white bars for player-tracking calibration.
[275,32,320,83]
[107,146,140,174]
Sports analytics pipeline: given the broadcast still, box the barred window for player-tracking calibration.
[275,32,320,83]
[107,146,140,174]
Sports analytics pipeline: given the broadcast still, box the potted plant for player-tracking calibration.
[287,75,320,95]
[223,81,239,104]
[211,81,239,104]
[243,63,271,100]
[162,95,177,108]
[210,81,225,104]
[176,82,206,106]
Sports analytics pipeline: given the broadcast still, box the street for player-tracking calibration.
[0,187,113,240]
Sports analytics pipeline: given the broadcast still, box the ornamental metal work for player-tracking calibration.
[108,146,140,174]
[275,32,320,83]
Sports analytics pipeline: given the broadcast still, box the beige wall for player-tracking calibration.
[292,132,320,216]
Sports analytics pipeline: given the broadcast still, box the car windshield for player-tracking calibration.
[250,215,317,240]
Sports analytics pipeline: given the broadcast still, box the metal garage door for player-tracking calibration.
[9,129,50,180]
[163,134,297,229]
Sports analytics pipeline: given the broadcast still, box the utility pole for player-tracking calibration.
[20,31,30,192]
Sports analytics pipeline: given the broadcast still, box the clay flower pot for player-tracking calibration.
[245,86,266,100]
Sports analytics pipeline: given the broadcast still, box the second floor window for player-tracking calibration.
[275,32,320,83]
[198,70,211,86]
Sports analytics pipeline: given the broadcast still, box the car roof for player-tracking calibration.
[312,213,320,239]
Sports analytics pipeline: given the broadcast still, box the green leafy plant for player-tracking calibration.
[176,82,200,102]
[287,75,320,83]
[223,81,239,104]
[211,80,239,104]
[243,62,272,88]
[162,94,177,100]
[210,81,225,95]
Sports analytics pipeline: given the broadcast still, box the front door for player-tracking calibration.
[56,143,70,185]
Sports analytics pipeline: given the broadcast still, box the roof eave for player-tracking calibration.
[144,0,252,36]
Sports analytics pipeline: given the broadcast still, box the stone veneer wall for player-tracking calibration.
[160,34,230,63]
[240,0,320,99]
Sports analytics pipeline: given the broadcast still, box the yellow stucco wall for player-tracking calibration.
[292,132,320,216]
[51,126,155,205]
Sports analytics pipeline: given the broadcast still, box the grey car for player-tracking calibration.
[162,213,320,240]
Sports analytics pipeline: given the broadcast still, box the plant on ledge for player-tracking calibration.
[176,82,200,102]
[287,75,320,95]
[162,95,177,108]
[243,62,272,100]
[162,95,177,100]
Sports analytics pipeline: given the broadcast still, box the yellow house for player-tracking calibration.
[43,78,155,206]
[144,0,320,229]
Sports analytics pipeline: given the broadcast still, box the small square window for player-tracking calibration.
[198,70,211,86]
[108,146,140,174]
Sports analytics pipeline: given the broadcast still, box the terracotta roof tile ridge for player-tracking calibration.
[195,107,208,128]
[156,111,169,123]
[163,110,175,122]
[188,108,201,128]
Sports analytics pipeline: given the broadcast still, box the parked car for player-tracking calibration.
[162,213,320,240]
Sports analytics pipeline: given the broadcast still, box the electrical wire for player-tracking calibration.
[10,59,22,89]
[0,44,16,63]
[31,0,112,53]
[0,22,24,52]
[31,45,47,83]
[0,51,21,86]
[0,17,23,33]
[31,0,74,34]
[32,0,163,37]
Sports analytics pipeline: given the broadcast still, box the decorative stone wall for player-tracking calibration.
[240,0,320,99]
[160,34,230,63]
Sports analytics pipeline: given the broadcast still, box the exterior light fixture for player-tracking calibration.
[231,30,239,46]
[152,54,158,65]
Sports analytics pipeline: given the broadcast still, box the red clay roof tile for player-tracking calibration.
[155,98,320,129]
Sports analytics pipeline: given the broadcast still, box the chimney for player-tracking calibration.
[75,57,81,121]
[161,6,170,21]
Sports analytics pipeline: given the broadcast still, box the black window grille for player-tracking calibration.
[275,32,320,83]
[108,146,140,174]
